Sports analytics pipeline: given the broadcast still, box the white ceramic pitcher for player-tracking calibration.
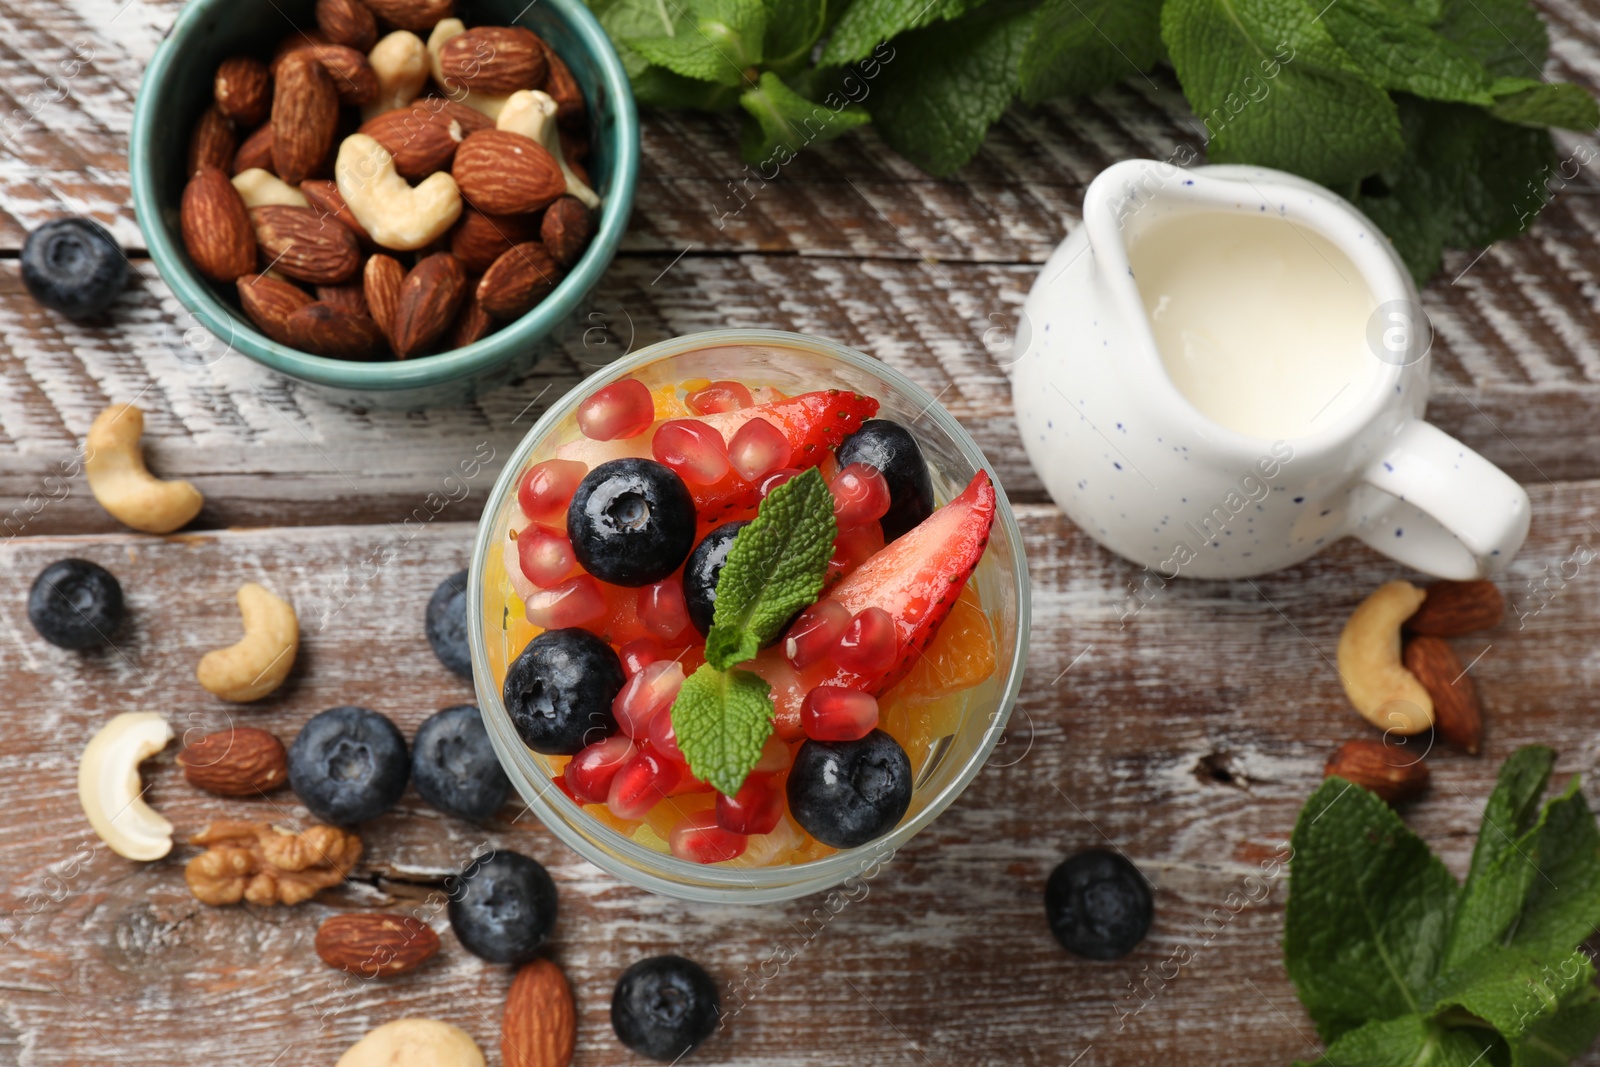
[1011,158,1530,581]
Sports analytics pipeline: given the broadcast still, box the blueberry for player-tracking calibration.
[411,704,510,823]
[448,849,557,964]
[836,419,935,541]
[611,954,720,1062]
[288,706,410,824]
[27,559,125,650]
[426,569,472,679]
[786,729,912,849]
[21,218,128,320]
[503,628,624,755]
[681,521,746,635]
[1045,848,1153,960]
[567,458,696,587]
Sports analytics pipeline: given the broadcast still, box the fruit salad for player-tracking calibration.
[483,373,1001,866]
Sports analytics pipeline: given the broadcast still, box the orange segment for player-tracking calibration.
[652,384,692,420]
[889,584,996,706]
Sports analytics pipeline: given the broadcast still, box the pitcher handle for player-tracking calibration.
[1353,419,1531,579]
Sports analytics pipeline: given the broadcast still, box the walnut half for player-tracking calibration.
[185,820,363,906]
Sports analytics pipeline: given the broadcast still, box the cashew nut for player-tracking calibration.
[1337,580,1433,734]
[197,583,299,702]
[337,1019,485,1067]
[232,168,309,208]
[78,712,174,861]
[427,19,509,121]
[497,90,599,208]
[85,403,204,534]
[364,30,429,120]
[335,132,463,251]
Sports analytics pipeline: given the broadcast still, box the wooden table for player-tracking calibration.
[4,2,1600,1063]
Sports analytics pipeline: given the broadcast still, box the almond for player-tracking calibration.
[1324,739,1429,804]
[233,123,275,175]
[316,280,370,318]
[269,30,331,75]
[250,205,362,284]
[360,0,455,34]
[183,167,257,282]
[477,241,562,319]
[315,913,439,977]
[315,0,378,51]
[284,301,386,358]
[447,288,495,348]
[364,253,406,347]
[450,207,538,273]
[359,99,491,180]
[1403,636,1483,755]
[238,272,314,344]
[543,48,584,129]
[299,179,372,243]
[187,104,237,176]
[453,129,566,215]
[1405,580,1504,637]
[271,52,339,185]
[540,196,592,268]
[437,26,548,94]
[177,726,289,796]
[391,252,467,358]
[214,56,272,127]
[503,958,576,1067]
[301,44,379,107]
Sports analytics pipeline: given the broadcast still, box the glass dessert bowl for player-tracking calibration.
[469,330,1029,902]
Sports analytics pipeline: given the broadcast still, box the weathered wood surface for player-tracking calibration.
[2,495,1598,1066]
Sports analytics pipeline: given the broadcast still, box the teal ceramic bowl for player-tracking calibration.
[130,0,638,409]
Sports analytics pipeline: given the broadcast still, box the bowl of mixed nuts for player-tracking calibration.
[130,0,638,409]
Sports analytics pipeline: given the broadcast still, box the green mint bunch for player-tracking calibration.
[586,0,1598,282]
[1286,746,1600,1066]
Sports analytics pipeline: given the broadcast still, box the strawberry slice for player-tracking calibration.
[790,470,996,696]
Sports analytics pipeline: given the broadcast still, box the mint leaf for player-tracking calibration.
[631,0,767,86]
[763,0,828,72]
[1490,80,1600,131]
[739,71,870,163]
[633,66,743,109]
[670,664,773,796]
[1443,745,1556,970]
[866,2,1034,176]
[819,0,983,67]
[1316,0,1497,104]
[1018,0,1164,105]
[1507,779,1600,959]
[1430,946,1594,1039]
[1514,987,1600,1067]
[1162,0,1403,187]
[1294,1014,1499,1067]
[704,466,836,671]
[1352,95,1554,284]
[1284,777,1460,1042]
[1432,0,1549,79]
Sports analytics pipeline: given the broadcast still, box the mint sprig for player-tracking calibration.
[704,466,837,672]
[670,664,775,796]
[1286,746,1600,1066]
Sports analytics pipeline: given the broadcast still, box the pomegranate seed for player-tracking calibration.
[647,704,684,762]
[830,463,892,527]
[525,575,605,629]
[801,686,880,742]
[752,732,793,775]
[716,774,784,835]
[517,525,579,588]
[785,600,851,668]
[552,775,578,803]
[832,606,898,676]
[607,746,684,820]
[613,660,685,739]
[652,419,731,485]
[670,809,748,864]
[517,459,587,523]
[577,378,654,440]
[638,580,692,641]
[619,636,666,675]
[727,418,793,482]
[759,467,801,497]
[565,734,636,804]
[686,380,754,414]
